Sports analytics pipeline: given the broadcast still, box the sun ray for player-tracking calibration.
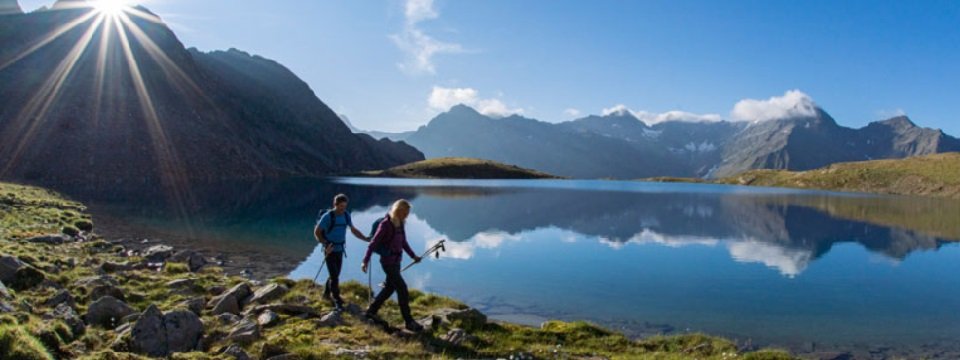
[111,13,194,226]
[1,15,106,175]
[0,11,99,71]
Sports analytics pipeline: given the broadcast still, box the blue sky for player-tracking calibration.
[19,0,960,134]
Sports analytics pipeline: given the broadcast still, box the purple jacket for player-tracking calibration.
[363,215,417,265]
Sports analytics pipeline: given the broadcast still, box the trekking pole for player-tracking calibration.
[401,239,446,272]
[312,255,327,283]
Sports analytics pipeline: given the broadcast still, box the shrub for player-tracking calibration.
[0,324,54,360]
[164,262,190,274]
[61,226,80,237]
[74,220,94,232]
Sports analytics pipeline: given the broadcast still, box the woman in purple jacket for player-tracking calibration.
[361,199,424,331]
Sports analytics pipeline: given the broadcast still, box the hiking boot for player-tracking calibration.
[404,320,424,332]
[362,311,384,324]
[333,301,345,312]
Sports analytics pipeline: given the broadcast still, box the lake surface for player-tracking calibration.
[60,177,960,356]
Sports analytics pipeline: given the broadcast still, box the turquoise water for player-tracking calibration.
[74,177,960,353]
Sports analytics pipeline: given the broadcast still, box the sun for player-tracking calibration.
[91,0,130,16]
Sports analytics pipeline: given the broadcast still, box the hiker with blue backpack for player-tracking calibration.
[314,194,369,311]
[361,199,424,332]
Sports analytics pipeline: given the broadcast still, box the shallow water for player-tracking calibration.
[62,177,960,355]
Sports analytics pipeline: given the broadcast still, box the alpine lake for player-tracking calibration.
[55,177,960,357]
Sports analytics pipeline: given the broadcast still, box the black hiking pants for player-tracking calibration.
[323,251,344,305]
[368,263,414,323]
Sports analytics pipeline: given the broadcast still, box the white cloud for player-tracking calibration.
[404,0,438,24]
[392,0,464,75]
[726,240,812,278]
[601,104,723,125]
[731,89,818,122]
[564,108,582,118]
[428,86,523,117]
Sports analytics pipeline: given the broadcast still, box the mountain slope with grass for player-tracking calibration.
[716,152,960,199]
[360,157,561,179]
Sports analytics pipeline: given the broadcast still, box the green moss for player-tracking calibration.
[164,262,190,274]
[0,324,55,360]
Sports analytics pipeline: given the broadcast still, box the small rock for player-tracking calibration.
[0,255,23,283]
[316,311,344,328]
[210,294,240,316]
[85,296,135,329]
[142,245,175,263]
[166,278,196,289]
[178,297,205,316]
[223,344,252,360]
[217,313,242,325]
[171,250,207,272]
[0,280,11,300]
[121,312,141,324]
[25,234,68,245]
[75,274,118,288]
[247,283,288,305]
[429,307,487,330]
[257,310,280,327]
[89,284,125,302]
[43,289,75,308]
[440,328,476,345]
[265,354,299,360]
[332,348,372,358]
[11,266,45,290]
[100,261,133,273]
[52,303,85,337]
[209,285,226,296]
[245,304,321,318]
[226,319,260,344]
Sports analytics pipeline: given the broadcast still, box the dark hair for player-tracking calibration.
[333,194,349,205]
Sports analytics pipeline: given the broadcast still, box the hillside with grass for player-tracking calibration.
[0,181,795,359]
[360,157,562,179]
[715,152,960,199]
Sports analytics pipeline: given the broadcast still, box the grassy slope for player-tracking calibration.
[360,157,561,179]
[0,182,795,359]
[714,152,960,199]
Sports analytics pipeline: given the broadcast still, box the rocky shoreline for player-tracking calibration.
[24,182,960,360]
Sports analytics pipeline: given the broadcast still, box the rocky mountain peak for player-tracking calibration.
[0,0,22,14]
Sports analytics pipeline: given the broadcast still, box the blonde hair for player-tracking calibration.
[389,199,411,226]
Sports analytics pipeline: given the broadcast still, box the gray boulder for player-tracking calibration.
[441,328,477,345]
[257,310,280,327]
[316,311,344,328]
[247,283,288,305]
[142,245,175,263]
[0,280,11,300]
[25,234,68,245]
[226,318,260,344]
[43,289,75,308]
[52,303,86,336]
[89,284,125,302]
[0,255,24,284]
[217,313,242,325]
[75,274,118,288]
[126,305,204,357]
[164,309,204,353]
[128,305,167,357]
[223,344,252,360]
[86,296,135,328]
[10,266,45,290]
[421,308,488,331]
[100,261,133,273]
[210,294,240,315]
[171,250,207,272]
[178,297,205,316]
[245,304,320,318]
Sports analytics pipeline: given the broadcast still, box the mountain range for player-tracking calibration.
[369,104,960,179]
[0,1,422,186]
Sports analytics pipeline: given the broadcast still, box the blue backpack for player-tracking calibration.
[369,215,398,257]
[316,209,351,246]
